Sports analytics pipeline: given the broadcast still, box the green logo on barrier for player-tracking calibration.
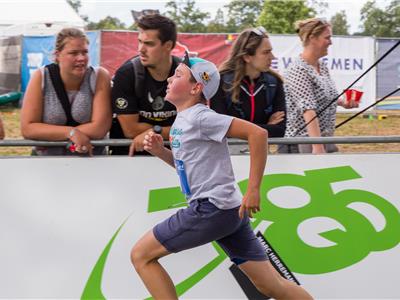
[81,166,400,299]
[244,165,400,274]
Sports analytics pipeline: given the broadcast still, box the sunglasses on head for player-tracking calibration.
[250,26,267,36]
[296,18,328,32]
[243,26,267,47]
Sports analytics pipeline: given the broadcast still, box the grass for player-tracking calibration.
[335,111,400,153]
[1,107,400,156]
[0,107,31,156]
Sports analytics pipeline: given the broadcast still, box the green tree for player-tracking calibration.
[165,0,210,33]
[359,0,400,37]
[207,8,227,33]
[224,0,263,32]
[258,0,316,34]
[67,0,90,24]
[330,10,349,35]
[388,0,400,36]
[67,0,81,13]
[128,23,139,31]
[86,16,126,30]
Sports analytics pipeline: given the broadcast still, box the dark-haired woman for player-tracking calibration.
[210,26,285,138]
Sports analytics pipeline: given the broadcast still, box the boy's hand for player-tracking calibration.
[142,131,165,157]
[239,189,261,219]
[129,130,151,155]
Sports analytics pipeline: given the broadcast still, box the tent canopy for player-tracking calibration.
[0,1,84,36]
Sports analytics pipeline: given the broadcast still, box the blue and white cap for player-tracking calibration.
[181,51,220,100]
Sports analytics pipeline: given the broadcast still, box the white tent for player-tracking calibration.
[0,0,85,36]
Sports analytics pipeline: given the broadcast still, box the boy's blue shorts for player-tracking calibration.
[153,198,268,264]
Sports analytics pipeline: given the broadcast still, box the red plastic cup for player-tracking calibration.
[344,89,363,103]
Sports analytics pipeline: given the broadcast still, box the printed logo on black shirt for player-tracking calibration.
[148,92,165,111]
[115,98,128,109]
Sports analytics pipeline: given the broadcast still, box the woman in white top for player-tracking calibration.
[284,18,358,154]
[21,28,112,156]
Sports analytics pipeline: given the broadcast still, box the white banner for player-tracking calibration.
[0,154,399,299]
[269,35,376,112]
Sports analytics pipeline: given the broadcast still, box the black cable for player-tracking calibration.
[295,39,400,136]
[277,39,400,153]
[335,86,400,129]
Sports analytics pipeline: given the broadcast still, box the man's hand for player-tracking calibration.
[128,129,151,156]
[267,111,285,125]
[239,188,261,219]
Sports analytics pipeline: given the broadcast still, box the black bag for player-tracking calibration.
[46,63,80,127]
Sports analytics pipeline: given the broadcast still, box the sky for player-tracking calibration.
[79,0,390,34]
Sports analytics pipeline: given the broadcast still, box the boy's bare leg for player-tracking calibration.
[239,260,313,300]
[131,230,177,300]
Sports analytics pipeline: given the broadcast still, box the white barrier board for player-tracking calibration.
[0,154,399,299]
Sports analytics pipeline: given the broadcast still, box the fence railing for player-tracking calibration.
[1,136,400,147]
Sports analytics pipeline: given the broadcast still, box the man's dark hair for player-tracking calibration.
[137,14,177,48]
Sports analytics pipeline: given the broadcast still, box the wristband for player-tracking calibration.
[69,128,76,140]
[153,125,162,134]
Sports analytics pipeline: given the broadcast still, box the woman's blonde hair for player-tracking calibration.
[295,18,330,46]
[219,27,281,103]
[54,27,89,62]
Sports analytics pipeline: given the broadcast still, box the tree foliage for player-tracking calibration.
[330,10,349,35]
[67,0,81,13]
[86,16,126,30]
[165,0,210,33]
[258,0,316,34]
[224,0,263,32]
[207,8,227,33]
[359,0,400,37]
[67,0,89,23]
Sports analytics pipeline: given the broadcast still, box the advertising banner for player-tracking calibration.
[101,31,375,112]
[269,35,376,112]
[1,154,399,299]
[20,31,100,92]
[376,38,400,110]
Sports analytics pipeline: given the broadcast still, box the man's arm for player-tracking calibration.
[118,114,170,140]
[117,114,151,139]
[227,118,268,218]
[120,114,171,153]
[141,131,175,167]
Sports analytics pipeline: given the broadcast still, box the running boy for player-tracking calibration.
[130,53,313,299]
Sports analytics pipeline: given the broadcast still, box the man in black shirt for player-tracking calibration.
[110,14,178,155]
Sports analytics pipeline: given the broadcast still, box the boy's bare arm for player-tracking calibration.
[141,131,175,168]
[156,147,175,168]
[227,118,268,218]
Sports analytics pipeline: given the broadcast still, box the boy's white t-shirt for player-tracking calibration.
[170,103,242,209]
